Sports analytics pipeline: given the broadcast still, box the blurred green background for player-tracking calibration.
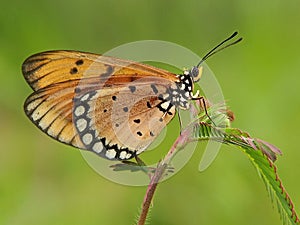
[1,0,299,225]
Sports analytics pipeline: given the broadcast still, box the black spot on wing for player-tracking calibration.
[75,59,84,66]
[151,84,158,94]
[75,87,81,93]
[133,119,140,124]
[100,64,114,78]
[146,101,152,108]
[70,67,78,74]
[128,86,136,93]
[158,94,164,100]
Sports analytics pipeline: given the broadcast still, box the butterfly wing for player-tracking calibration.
[24,80,84,148]
[22,50,178,91]
[74,79,176,159]
[23,50,178,160]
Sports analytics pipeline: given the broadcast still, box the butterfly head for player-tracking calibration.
[190,66,203,82]
[183,66,203,82]
[179,66,203,100]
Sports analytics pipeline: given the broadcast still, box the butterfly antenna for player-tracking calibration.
[197,31,243,68]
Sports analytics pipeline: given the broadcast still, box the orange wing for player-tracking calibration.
[22,50,179,91]
[23,50,178,159]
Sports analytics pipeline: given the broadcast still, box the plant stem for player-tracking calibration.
[137,162,167,225]
[136,129,191,225]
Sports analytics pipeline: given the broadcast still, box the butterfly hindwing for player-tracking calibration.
[74,78,176,159]
[24,80,84,148]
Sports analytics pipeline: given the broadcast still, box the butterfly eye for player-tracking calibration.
[191,66,202,82]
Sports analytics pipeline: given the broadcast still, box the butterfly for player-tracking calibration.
[23,32,241,161]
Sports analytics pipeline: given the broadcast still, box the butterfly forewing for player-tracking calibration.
[23,50,179,160]
[22,50,178,91]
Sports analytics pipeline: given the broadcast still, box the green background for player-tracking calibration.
[1,0,299,225]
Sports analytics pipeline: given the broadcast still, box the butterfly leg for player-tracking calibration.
[110,156,153,175]
[192,95,217,126]
[177,109,183,135]
[135,156,163,179]
[134,155,147,167]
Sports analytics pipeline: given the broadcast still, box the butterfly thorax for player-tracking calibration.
[164,70,195,110]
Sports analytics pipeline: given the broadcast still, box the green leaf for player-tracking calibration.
[193,122,300,225]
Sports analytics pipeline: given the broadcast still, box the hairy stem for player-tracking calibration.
[137,162,167,225]
[136,129,191,225]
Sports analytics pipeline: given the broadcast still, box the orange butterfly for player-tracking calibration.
[23,32,241,161]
